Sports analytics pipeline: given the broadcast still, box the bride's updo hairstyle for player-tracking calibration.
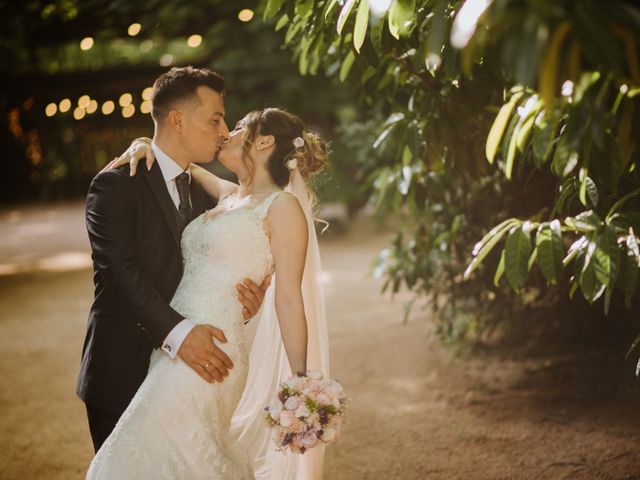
[239,108,328,188]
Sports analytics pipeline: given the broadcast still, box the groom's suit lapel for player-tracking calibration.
[143,162,181,249]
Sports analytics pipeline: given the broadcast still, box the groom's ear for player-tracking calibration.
[167,110,184,133]
[255,135,275,151]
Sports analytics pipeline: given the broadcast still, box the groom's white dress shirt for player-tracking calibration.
[152,142,195,359]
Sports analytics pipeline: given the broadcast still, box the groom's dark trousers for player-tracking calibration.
[77,162,213,452]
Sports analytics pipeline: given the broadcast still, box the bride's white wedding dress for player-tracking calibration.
[87,191,284,480]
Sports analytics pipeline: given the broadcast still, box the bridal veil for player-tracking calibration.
[230,168,330,480]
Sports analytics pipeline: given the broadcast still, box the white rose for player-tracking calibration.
[294,403,311,418]
[268,398,283,420]
[284,396,301,411]
[327,379,344,395]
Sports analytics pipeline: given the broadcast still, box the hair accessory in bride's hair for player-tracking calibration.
[286,158,298,170]
[292,136,304,149]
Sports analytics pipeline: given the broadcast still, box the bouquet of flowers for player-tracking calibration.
[264,370,348,454]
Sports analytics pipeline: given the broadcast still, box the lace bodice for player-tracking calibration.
[170,191,282,329]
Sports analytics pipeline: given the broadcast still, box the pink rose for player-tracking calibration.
[301,432,319,449]
[279,410,297,428]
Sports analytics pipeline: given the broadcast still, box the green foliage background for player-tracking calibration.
[260,0,640,365]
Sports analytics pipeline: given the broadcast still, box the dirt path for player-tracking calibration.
[1,203,639,479]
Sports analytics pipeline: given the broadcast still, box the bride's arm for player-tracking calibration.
[189,164,237,200]
[268,193,309,374]
[102,137,238,200]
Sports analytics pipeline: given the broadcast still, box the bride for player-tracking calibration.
[86,108,330,479]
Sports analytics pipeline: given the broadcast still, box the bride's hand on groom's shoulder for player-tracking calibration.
[178,324,234,383]
[100,137,155,176]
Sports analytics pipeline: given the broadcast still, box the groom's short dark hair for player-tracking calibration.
[151,66,225,122]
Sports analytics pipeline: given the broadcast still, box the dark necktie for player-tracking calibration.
[175,172,192,228]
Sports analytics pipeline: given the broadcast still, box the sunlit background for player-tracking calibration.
[2,0,640,478]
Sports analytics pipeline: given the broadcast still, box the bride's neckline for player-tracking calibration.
[201,190,282,225]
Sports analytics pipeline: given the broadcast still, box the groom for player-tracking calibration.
[77,66,270,452]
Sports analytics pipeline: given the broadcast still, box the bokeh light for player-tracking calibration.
[128,23,142,36]
[140,100,151,114]
[142,87,153,100]
[238,9,254,22]
[187,34,202,48]
[159,54,174,66]
[78,95,90,108]
[80,37,94,51]
[101,101,115,115]
[45,103,57,117]
[122,104,135,118]
[58,99,71,113]
[73,107,86,120]
[86,100,98,114]
[119,93,133,107]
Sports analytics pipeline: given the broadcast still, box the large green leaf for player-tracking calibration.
[532,110,560,167]
[486,91,524,164]
[536,219,564,284]
[565,210,603,233]
[551,134,579,178]
[263,0,286,20]
[593,226,621,288]
[464,220,520,280]
[619,237,639,309]
[578,175,598,208]
[505,225,533,290]
[339,50,357,82]
[580,240,606,303]
[337,0,358,35]
[353,0,369,53]
[388,0,416,40]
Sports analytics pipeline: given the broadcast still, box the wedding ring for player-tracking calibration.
[205,362,211,369]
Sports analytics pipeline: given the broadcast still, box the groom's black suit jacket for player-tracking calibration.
[76,162,214,414]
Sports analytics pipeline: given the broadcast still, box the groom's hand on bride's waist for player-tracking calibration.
[237,275,272,324]
[177,325,234,383]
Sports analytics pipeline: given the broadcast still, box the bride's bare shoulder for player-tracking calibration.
[267,192,306,231]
